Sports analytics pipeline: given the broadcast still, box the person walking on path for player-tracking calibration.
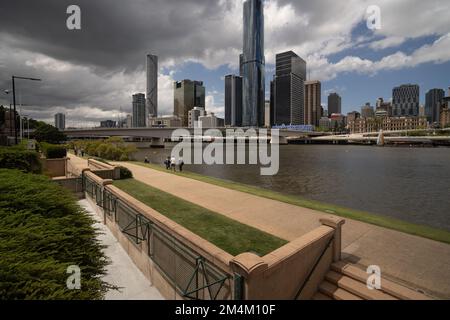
[178,157,184,172]
[164,156,170,170]
[170,156,176,172]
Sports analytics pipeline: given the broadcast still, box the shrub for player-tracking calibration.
[0,147,42,173]
[40,142,67,159]
[70,138,137,161]
[119,166,133,179]
[0,169,112,299]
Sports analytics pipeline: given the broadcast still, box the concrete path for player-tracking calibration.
[79,199,164,300]
[68,154,450,298]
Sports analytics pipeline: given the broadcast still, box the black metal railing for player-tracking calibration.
[82,172,232,300]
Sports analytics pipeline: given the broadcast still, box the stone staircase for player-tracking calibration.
[312,261,432,300]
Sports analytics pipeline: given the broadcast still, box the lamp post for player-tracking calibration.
[12,76,41,144]
[4,90,13,138]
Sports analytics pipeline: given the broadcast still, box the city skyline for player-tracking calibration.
[1,0,450,127]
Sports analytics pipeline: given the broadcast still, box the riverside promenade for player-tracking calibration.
[68,154,450,298]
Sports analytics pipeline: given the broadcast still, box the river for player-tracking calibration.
[132,144,450,231]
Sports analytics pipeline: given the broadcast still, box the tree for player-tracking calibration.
[33,122,67,144]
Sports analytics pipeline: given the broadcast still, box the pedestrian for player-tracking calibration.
[164,156,170,170]
[144,157,150,164]
[170,156,176,172]
[178,157,184,172]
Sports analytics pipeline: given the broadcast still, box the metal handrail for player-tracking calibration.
[294,235,334,300]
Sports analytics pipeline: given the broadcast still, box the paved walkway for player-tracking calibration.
[79,199,164,300]
[69,154,450,298]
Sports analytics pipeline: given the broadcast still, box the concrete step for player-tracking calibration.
[331,261,431,300]
[319,281,363,300]
[325,270,397,300]
[311,292,332,300]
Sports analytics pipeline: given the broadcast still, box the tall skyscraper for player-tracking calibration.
[425,88,445,123]
[273,51,306,125]
[304,80,321,126]
[225,75,243,127]
[173,80,205,127]
[146,54,158,119]
[132,93,146,128]
[328,93,342,116]
[242,0,265,127]
[54,113,65,130]
[392,84,420,117]
[269,79,275,126]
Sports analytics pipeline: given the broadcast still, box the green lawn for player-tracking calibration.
[113,179,287,256]
[129,162,450,245]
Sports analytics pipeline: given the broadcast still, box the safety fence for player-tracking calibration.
[82,171,235,300]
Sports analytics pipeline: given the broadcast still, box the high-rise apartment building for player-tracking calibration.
[132,93,146,128]
[273,51,307,125]
[225,75,243,127]
[54,113,65,131]
[146,54,158,119]
[328,93,342,116]
[425,88,445,124]
[188,107,206,128]
[264,100,271,128]
[304,80,321,126]
[392,84,419,117]
[242,0,265,127]
[361,103,375,118]
[376,98,393,117]
[173,80,205,127]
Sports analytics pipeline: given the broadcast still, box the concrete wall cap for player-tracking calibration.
[230,253,268,278]
[320,215,345,229]
[102,179,113,186]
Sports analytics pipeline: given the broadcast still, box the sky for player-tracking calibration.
[0,0,449,127]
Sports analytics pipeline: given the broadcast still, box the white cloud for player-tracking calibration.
[309,33,450,81]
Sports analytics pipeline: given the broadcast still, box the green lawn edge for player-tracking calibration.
[113,179,287,256]
[128,161,450,245]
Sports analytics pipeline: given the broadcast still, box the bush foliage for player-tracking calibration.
[0,169,112,299]
[0,147,42,173]
[69,137,137,161]
[40,142,67,159]
[118,166,133,179]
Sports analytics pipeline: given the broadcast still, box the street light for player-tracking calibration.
[12,75,42,144]
[3,89,13,138]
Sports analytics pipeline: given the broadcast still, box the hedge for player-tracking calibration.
[118,166,133,179]
[0,147,42,174]
[0,169,112,299]
[40,142,67,159]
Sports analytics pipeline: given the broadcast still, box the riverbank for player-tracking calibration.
[130,161,450,245]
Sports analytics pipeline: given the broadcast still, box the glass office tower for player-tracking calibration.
[242,0,265,127]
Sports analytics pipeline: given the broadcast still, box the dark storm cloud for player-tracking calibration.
[0,0,232,72]
[0,0,242,122]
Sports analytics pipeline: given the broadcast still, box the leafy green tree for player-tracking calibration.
[33,123,67,144]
